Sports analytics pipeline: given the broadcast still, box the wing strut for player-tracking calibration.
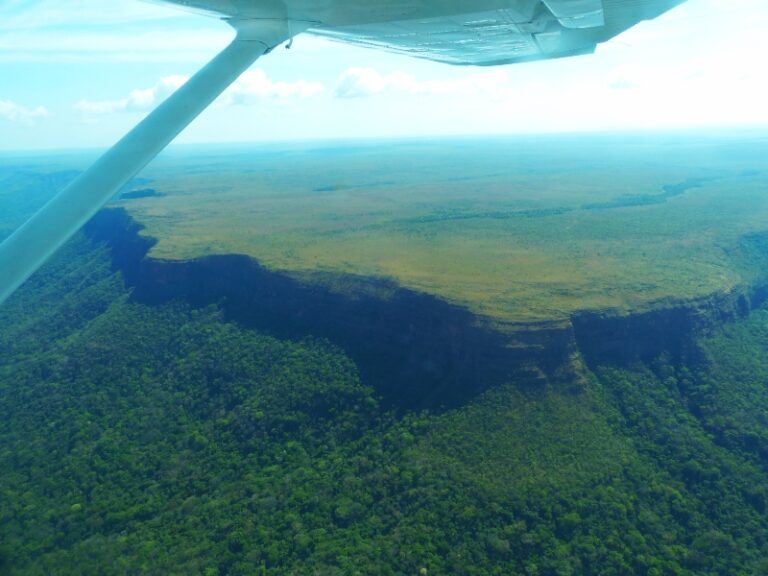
[0,19,301,305]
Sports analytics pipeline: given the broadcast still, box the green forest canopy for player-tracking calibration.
[2,227,768,574]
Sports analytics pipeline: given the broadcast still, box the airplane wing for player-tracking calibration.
[166,0,687,66]
[0,0,687,305]
[307,0,686,66]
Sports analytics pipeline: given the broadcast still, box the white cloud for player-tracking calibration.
[335,67,398,98]
[74,75,189,116]
[608,78,637,91]
[74,70,323,119]
[0,99,48,123]
[335,67,513,99]
[220,69,324,105]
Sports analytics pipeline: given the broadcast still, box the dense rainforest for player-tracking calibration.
[3,230,768,575]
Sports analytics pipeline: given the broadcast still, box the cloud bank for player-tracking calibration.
[75,70,323,119]
[0,100,48,123]
[74,75,188,116]
[335,67,513,100]
[220,70,324,105]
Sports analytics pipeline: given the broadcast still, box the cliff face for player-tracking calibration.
[572,285,768,368]
[84,208,768,408]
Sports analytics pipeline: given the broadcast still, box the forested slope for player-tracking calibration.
[3,230,768,575]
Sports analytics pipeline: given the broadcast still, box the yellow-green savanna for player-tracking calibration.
[118,134,768,321]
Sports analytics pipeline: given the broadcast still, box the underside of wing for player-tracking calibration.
[307,0,687,66]
[158,0,688,66]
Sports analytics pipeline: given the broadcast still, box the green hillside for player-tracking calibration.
[3,228,768,574]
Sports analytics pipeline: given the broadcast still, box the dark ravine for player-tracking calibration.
[84,208,768,408]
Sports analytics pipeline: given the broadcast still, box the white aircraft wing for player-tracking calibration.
[165,0,686,65]
[308,0,686,66]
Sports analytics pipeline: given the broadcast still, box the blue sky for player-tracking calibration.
[1,0,767,151]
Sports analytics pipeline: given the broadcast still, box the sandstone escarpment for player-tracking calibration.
[84,208,768,408]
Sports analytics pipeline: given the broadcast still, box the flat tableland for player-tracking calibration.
[6,132,768,323]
